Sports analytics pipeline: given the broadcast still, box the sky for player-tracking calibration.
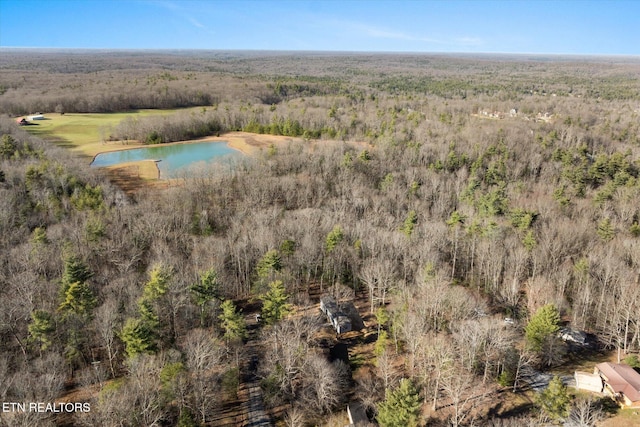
[1,0,639,55]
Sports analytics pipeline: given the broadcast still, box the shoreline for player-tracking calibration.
[94,132,305,182]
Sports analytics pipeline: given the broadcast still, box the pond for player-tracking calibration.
[90,141,242,178]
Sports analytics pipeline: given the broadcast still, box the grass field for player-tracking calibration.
[22,110,308,190]
[23,109,184,157]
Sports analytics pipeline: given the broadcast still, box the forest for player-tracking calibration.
[1,50,640,426]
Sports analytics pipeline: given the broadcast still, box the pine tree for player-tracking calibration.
[597,218,616,242]
[0,134,17,159]
[58,280,96,318]
[525,304,561,352]
[190,268,220,327]
[143,264,171,301]
[120,317,157,358]
[325,225,344,253]
[260,280,292,325]
[219,300,247,342]
[27,310,55,352]
[535,376,570,420]
[401,210,418,237]
[377,379,421,427]
[60,255,92,295]
[256,249,282,279]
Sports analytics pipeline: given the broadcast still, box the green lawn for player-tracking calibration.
[24,109,185,157]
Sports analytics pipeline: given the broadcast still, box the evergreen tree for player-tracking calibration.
[377,378,421,427]
[401,210,418,237]
[525,304,561,352]
[325,225,344,253]
[0,134,17,159]
[535,376,571,421]
[120,317,157,358]
[256,249,282,279]
[219,300,247,342]
[190,268,220,327]
[260,280,292,325]
[60,255,92,295]
[58,280,97,319]
[596,218,616,242]
[27,310,55,352]
[143,264,171,301]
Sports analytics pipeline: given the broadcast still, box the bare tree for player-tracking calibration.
[565,396,604,427]
[440,364,487,427]
[300,355,349,415]
[182,329,225,424]
[93,299,120,378]
[360,258,396,313]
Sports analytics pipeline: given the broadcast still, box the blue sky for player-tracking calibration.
[1,0,638,55]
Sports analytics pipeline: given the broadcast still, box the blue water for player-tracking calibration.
[91,141,241,178]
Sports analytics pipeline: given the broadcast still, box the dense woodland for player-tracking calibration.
[1,50,640,426]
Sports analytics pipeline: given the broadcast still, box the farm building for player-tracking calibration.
[594,362,640,407]
[320,295,352,335]
[28,114,44,120]
[574,371,603,393]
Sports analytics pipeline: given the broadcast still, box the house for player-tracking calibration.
[28,114,44,120]
[595,362,640,407]
[334,315,352,335]
[320,295,352,335]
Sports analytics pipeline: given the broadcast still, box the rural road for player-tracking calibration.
[243,314,273,427]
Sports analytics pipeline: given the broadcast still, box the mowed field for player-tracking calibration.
[24,109,185,157]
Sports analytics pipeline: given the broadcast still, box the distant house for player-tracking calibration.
[595,362,640,407]
[28,114,44,120]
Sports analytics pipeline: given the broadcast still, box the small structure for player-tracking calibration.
[595,362,640,407]
[559,327,588,345]
[28,114,44,120]
[320,295,352,335]
[574,371,603,393]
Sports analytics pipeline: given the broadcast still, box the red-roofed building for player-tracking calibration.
[595,362,640,407]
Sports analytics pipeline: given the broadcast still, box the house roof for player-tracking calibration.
[596,362,640,402]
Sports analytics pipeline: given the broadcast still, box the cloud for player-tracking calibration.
[145,0,208,30]
[187,17,205,29]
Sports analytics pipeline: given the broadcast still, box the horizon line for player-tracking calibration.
[1,46,639,58]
